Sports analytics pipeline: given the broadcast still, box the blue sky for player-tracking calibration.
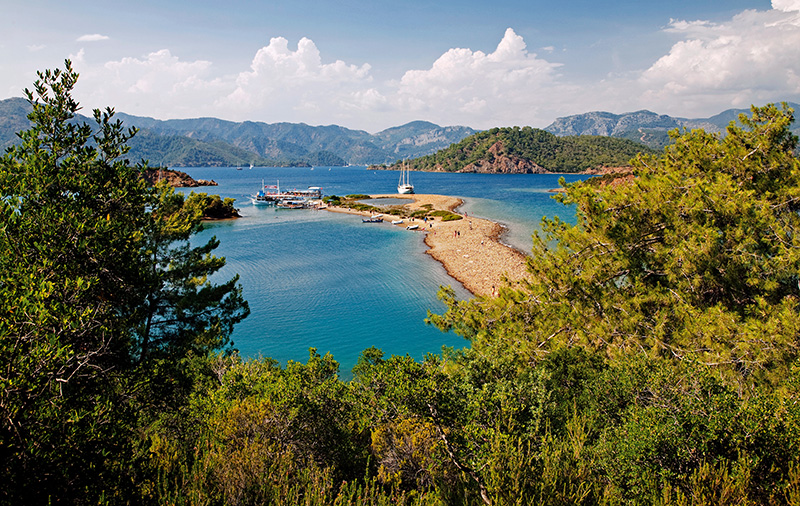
[3,0,797,132]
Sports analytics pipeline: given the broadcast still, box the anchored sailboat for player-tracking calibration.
[397,161,414,194]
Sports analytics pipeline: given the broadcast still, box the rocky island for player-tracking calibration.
[142,167,218,187]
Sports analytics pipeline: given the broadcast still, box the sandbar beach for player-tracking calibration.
[326,194,529,297]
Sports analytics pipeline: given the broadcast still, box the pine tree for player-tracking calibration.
[0,61,248,503]
[430,104,800,382]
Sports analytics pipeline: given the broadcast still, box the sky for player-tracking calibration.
[2,0,798,133]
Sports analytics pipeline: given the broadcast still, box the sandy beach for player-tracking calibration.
[326,194,529,297]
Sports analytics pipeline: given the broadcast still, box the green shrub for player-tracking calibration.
[429,210,462,221]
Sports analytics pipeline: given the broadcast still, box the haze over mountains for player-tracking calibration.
[1,97,797,167]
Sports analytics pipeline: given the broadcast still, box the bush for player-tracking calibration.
[429,210,462,221]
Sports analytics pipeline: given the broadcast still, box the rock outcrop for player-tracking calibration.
[142,168,218,187]
[458,141,547,174]
[459,155,547,174]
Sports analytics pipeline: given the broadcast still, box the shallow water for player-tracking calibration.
[180,166,583,375]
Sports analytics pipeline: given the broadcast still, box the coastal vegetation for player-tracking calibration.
[183,192,241,220]
[326,195,462,221]
[379,127,657,174]
[141,169,242,219]
[428,209,462,221]
[2,63,800,505]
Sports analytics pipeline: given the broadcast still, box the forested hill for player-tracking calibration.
[385,126,656,173]
[0,97,478,167]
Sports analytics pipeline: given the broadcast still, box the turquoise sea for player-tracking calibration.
[180,166,584,375]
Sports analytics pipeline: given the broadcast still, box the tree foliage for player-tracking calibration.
[0,61,248,504]
[4,63,800,506]
[140,104,800,505]
[430,103,800,382]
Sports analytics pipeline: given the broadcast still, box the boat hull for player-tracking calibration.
[251,197,274,205]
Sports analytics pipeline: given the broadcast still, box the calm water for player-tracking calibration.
[180,166,583,375]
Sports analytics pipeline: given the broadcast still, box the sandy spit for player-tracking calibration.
[325,194,529,297]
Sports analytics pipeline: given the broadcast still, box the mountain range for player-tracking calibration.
[0,97,477,167]
[543,103,800,150]
[2,96,797,167]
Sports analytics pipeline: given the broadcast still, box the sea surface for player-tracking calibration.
[179,166,584,375]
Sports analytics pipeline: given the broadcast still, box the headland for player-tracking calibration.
[326,194,529,297]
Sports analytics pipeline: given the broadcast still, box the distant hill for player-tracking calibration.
[0,97,477,167]
[371,120,479,160]
[113,113,477,166]
[0,98,282,167]
[545,104,800,150]
[125,129,286,168]
[386,126,656,174]
[0,98,32,151]
[5,96,798,168]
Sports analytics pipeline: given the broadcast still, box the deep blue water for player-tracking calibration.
[179,166,583,375]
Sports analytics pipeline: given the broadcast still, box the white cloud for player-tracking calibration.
[72,49,228,118]
[388,28,567,128]
[77,34,110,42]
[773,0,800,13]
[67,30,570,129]
[63,3,800,131]
[219,36,373,124]
[635,4,800,115]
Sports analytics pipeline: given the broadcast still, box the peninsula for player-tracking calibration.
[326,194,529,297]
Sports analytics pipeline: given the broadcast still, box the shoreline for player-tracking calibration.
[326,194,529,297]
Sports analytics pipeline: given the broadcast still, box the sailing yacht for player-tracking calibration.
[397,161,414,194]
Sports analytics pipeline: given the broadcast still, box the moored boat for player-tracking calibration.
[276,199,308,209]
[397,160,414,194]
[251,180,323,205]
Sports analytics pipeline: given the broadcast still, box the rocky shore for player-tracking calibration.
[142,168,218,187]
